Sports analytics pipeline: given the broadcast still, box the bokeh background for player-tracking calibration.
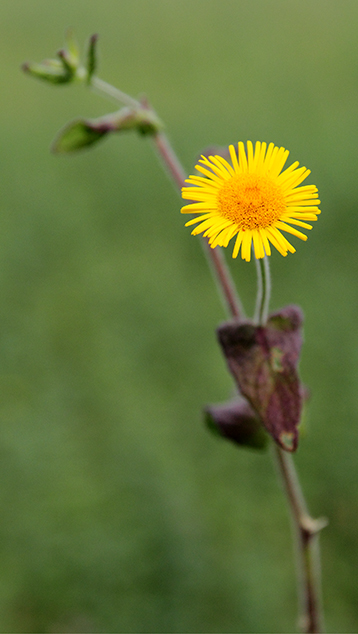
[1,1,358,632]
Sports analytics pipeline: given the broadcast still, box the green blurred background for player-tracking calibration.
[1,1,358,632]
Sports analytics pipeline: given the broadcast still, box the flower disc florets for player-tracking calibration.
[181,141,321,261]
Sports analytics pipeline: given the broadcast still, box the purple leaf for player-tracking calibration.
[205,397,268,451]
[217,306,304,452]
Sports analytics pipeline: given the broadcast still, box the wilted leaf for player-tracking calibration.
[205,397,268,451]
[217,306,304,452]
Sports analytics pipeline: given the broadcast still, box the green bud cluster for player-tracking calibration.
[22,31,163,153]
[22,29,97,86]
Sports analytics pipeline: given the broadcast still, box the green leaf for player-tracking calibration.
[65,28,80,68]
[22,59,73,85]
[112,107,163,135]
[52,119,109,153]
[86,34,99,84]
[22,29,81,86]
[52,106,164,154]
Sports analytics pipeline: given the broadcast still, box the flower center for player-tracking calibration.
[217,173,286,230]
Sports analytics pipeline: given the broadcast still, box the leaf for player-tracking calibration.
[22,59,73,85]
[217,305,304,452]
[52,119,109,153]
[52,106,164,154]
[65,28,80,68]
[205,397,268,451]
[86,34,99,84]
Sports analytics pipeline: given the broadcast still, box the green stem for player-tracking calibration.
[254,256,271,325]
[91,76,140,108]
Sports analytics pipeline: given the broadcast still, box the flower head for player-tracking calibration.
[181,141,320,261]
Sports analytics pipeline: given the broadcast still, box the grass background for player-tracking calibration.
[1,1,358,631]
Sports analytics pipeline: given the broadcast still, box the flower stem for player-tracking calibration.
[256,257,326,633]
[254,256,271,325]
[156,131,326,632]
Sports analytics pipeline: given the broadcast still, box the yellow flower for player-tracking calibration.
[181,141,320,262]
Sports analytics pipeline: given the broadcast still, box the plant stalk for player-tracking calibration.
[257,256,326,633]
[89,77,243,319]
[254,256,271,325]
[90,74,325,633]
[153,131,243,320]
[91,76,140,108]
[274,446,326,633]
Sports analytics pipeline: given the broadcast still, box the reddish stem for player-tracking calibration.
[153,131,242,319]
[274,445,326,633]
